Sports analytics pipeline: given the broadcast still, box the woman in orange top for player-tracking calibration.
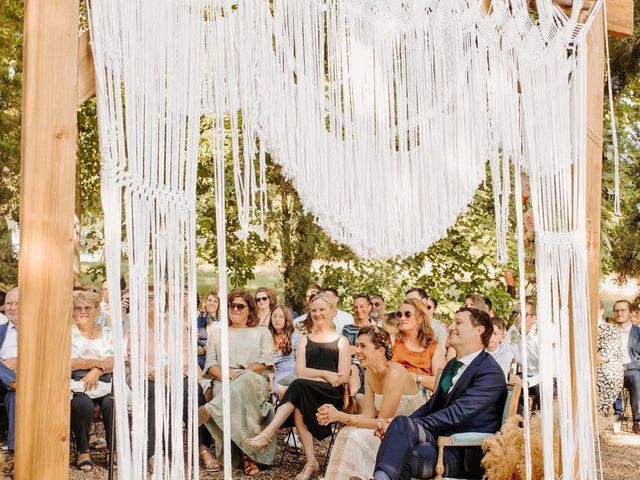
[392,298,446,393]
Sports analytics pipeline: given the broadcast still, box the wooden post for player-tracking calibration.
[16,0,80,478]
[586,5,606,359]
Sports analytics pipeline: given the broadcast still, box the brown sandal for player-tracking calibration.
[199,446,221,472]
[242,455,260,476]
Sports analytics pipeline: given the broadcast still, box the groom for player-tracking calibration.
[372,307,507,480]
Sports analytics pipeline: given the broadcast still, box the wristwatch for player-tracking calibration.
[416,374,423,385]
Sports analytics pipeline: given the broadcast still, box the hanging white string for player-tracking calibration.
[602,0,621,215]
[88,1,609,479]
[87,0,204,478]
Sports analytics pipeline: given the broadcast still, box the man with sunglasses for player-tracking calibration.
[371,307,506,480]
[370,294,385,325]
[405,288,447,356]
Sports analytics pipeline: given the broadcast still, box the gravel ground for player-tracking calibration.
[1,425,638,479]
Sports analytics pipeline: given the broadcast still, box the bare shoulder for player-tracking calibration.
[388,361,410,378]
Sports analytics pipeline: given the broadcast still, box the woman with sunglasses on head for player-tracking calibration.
[198,289,276,476]
[246,292,351,480]
[319,326,423,480]
[255,287,277,327]
[392,298,446,395]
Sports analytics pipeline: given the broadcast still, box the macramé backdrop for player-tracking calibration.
[86,0,613,478]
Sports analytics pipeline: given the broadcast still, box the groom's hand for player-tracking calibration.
[374,418,393,440]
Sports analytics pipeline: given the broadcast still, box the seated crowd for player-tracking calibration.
[0,281,639,479]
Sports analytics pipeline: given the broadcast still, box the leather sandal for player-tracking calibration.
[242,455,260,476]
[199,446,221,472]
[77,452,93,471]
[245,431,273,451]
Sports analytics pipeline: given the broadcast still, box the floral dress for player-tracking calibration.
[597,320,624,414]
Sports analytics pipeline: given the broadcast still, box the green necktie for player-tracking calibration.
[440,360,464,394]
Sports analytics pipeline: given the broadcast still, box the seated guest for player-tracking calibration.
[294,283,322,333]
[129,288,216,473]
[342,294,374,404]
[596,300,624,415]
[481,295,495,318]
[323,287,354,333]
[246,292,350,480]
[321,326,423,480]
[198,289,275,475]
[392,299,445,394]
[405,288,447,356]
[369,294,386,326]
[382,312,399,345]
[269,304,301,399]
[0,287,18,454]
[464,293,489,313]
[255,287,277,327]
[612,299,640,433]
[69,291,114,471]
[372,307,507,480]
[197,291,219,369]
[485,317,513,378]
[0,291,7,323]
[508,300,542,409]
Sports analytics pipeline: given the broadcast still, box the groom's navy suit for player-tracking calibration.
[375,351,507,480]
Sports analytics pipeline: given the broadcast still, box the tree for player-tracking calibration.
[0,0,23,287]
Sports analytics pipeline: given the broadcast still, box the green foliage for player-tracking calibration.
[609,0,640,94]
[318,182,518,322]
[0,0,23,286]
[606,75,640,283]
[196,117,273,288]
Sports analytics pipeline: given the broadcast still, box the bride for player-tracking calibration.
[318,326,423,480]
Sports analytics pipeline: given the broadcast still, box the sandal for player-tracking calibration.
[242,456,260,476]
[77,452,93,471]
[88,436,107,450]
[199,447,221,472]
[244,432,272,451]
[295,461,319,480]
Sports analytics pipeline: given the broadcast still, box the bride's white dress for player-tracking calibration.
[324,391,424,480]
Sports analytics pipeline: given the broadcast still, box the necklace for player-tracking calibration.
[79,322,98,339]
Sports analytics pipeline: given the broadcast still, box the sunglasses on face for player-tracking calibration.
[74,306,95,313]
[229,303,247,311]
[395,311,413,319]
[256,296,269,302]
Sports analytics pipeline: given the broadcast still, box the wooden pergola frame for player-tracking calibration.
[15,1,633,478]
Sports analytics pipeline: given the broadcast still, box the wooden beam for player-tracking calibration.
[16,0,79,478]
[77,31,96,106]
[606,0,634,38]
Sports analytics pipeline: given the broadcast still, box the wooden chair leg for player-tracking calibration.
[434,443,445,480]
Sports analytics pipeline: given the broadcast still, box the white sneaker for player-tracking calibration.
[286,432,302,451]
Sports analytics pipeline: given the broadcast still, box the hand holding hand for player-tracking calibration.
[83,368,102,391]
[374,418,393,440]
[316,404,339,426]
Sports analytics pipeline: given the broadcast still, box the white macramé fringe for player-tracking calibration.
[87,1,608,479]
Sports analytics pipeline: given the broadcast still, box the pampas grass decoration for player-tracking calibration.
[482,414,561,480]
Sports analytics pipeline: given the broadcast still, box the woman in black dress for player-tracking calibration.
[246,292,351,479]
